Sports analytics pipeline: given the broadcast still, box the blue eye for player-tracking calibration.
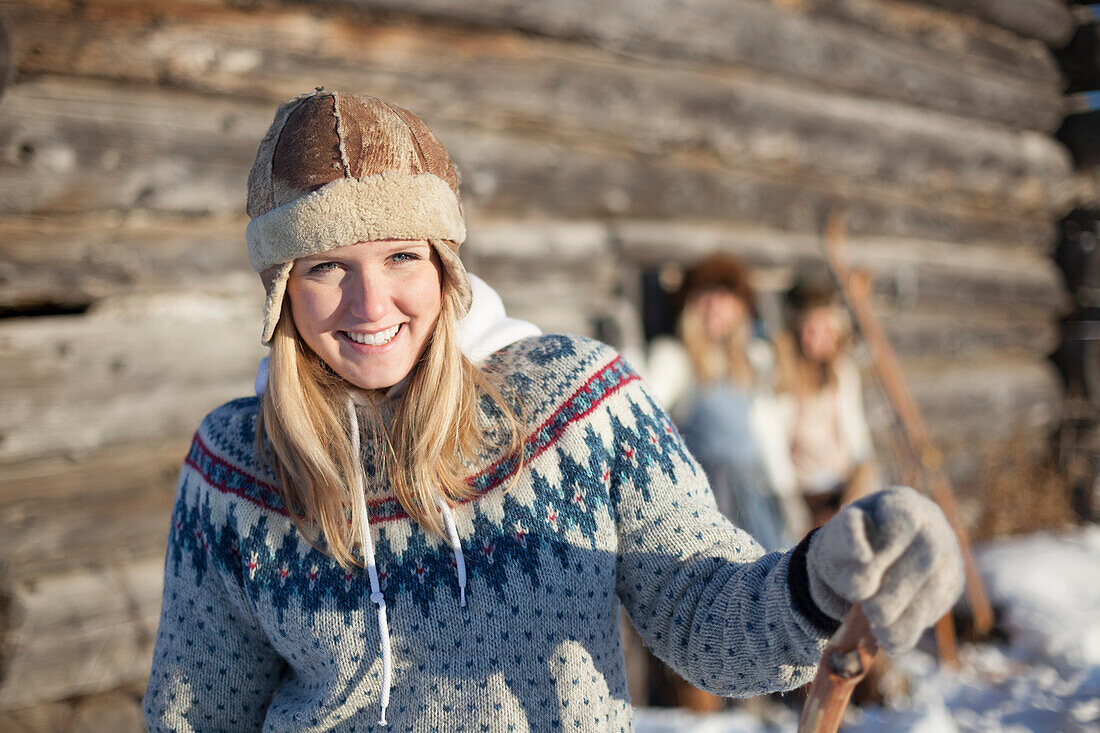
[309,261,339,273]
[392,252,422,263]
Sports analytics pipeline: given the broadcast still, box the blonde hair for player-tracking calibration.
[255,283,523,569]
[677,294,755,388]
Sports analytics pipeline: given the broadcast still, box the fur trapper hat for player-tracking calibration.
[246,89,471,344]
[677,252,758,318]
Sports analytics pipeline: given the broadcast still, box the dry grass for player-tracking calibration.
[970,437,1080,542]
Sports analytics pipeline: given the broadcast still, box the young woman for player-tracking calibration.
[775,279,878,528]
[646,254,801,552]
[143,90,963,732]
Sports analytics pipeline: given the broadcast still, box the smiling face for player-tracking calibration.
[696,287,748,341]
[285,239,444,390]
[799,305,844,363]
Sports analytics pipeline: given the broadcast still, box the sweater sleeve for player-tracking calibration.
[143,449,286,732]
[608,373,835,697]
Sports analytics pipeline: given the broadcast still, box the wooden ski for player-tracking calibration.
[820,208,995,640]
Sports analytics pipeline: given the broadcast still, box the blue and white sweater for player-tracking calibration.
[143,334,836,732]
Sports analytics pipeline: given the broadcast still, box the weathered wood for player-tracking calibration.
[457,135,1060,252]
[0,290,266,462]
[613,222,1066,316]
[0,215,249,311]
[0,438,186,581]
[0,11,12,102]
[6,3,1073,215]
[0,687,148,733]
[866,357,1061,444]
[321,0,1065,131]
[0,80,261,216]
[810,0,1059,83]
[878,310,1057,360]
[0,558,163,708]
[0,80,1061,250]
[797,605,878,733]
[0,214,1067,318]
[907,0,1075,47]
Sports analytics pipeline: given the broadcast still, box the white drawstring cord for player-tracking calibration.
[347,399,392,726]
[437,498,468,607]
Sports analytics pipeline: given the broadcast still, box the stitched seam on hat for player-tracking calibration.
[331,91,352,178]
[380,98,430,176]
[269,95,312,214]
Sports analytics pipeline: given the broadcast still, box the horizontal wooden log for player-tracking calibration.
[0,81,261,216]
[5,3,1073,214]
[908,0,1075,47]
[613,221,1066,317]
[878,310,1058,360]
[0,213,1064,335]
[0,213,1066,317]
[864,357,1061,444]
[0,80,1060,250]
[0,558,162,708]
[0,438,186,581]
[0,215,249,311]
[0,290,266,462]
[321,0,1064,130]
[461,138,1059,252]
[0,687,147,733]
[811,0,1060,83]
[0,12,11,102]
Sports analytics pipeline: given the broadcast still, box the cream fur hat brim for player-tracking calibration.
[246,90,472,344]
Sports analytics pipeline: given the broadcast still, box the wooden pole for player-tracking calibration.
[797,605,879,733]
[821,208,995,639]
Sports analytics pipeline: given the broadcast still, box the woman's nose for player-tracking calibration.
[346,271,393,323]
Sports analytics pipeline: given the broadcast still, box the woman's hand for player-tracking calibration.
[806,487,964,654]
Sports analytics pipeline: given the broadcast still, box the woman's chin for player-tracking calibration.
[340,364,412,391]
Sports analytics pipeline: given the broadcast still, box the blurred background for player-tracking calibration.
[0,0,1098,730]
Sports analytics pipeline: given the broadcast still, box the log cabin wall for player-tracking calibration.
[0,0,1088,726]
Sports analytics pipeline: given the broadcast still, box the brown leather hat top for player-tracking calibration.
[248,91,460,220]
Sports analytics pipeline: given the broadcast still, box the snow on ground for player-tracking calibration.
[635,525,1100,733]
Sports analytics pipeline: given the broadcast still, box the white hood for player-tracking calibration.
[254,273,542,396]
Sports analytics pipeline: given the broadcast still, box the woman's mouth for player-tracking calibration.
[341,323,402,346]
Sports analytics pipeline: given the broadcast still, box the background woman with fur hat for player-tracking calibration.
[645,253,802,552]
[143,89,964,732]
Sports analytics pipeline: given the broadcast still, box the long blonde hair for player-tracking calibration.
[255,283,524,568]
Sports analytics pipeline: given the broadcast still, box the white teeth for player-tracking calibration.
[345,324,400,346]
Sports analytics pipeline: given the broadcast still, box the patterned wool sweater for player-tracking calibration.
[143,334,835,732]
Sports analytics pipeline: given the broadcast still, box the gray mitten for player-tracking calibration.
[806,486,964,654]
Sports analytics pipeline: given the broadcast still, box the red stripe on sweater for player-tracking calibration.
[188,355,637,524]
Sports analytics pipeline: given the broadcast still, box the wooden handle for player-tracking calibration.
[797,605,879,733]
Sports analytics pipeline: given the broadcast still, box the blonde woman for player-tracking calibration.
[143,90,964,732]
[646,254,795,552]
[775,277,878,528]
